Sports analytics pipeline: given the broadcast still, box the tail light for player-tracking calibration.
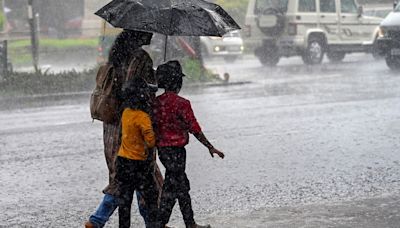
[244,24,251,37]
[288,23,297,36]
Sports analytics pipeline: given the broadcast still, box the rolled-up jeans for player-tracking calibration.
[89,193,148,227]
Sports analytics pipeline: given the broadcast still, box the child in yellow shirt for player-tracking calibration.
[115,78,159,228]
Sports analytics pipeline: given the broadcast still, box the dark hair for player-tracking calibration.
[120,77,152,114]
[108,30,153,68]
[156,60,184,92]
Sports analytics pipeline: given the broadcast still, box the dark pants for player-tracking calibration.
[116,156,159,228]
[158,147,195,227]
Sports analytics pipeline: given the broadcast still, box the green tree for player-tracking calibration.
[0,11,4,32]
[0,0,4,32]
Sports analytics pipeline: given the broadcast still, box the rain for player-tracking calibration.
[1,0,400,227]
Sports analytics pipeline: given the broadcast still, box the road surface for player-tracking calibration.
[1,55,400,227]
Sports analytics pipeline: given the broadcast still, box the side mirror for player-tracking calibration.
[357,5,364,17]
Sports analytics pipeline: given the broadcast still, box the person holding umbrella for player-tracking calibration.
[86,30,165,228]
[92,1,239,226]
[154,61,225,228]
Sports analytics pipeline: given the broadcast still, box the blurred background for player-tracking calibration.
[0,0,394,73]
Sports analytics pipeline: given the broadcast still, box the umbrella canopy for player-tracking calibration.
[95,0,241,37]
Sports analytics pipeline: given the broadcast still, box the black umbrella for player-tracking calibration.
[95,0,241,60]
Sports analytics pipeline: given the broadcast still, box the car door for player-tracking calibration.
[338,0,364,43]
[319,0,340,44]
[297,0,319,35]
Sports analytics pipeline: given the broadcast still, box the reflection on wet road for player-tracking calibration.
[1,55,400,227]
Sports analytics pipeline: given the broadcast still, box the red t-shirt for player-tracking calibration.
[154,92,202,147]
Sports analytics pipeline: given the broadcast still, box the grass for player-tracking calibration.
[9,38,98,49]
[10,53,32,65]
[7,38,99,66]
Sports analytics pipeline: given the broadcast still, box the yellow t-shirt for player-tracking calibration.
[118,108,156,161]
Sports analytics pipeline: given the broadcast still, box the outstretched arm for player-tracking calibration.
[193,132,225,159]
[181,100,225,159]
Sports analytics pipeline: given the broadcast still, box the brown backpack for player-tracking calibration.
[90,63,120,123]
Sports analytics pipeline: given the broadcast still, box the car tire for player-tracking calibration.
[386,55,400,71]
[302,37,325,65]
[255,45,280,67]
[327,52,346,62]
[260,54,280,66]
[372,39,383,60]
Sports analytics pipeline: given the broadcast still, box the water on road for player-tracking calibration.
[1,55,400,227]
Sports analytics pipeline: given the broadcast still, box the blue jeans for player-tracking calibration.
[89,193,148,227]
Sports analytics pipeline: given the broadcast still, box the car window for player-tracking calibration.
[396,3,400,12]
[255,0,289,13]
[299,0,316,12]
[320,0,336,13]
[341,0,357,13]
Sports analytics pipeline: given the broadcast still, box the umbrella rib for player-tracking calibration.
[168,6,219,36]
[203,8,224,36]
[205,6,236,36]
[190,7,223,36]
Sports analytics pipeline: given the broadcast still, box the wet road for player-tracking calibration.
[1,55,400,227]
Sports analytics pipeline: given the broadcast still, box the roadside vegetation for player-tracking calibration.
[8,38,98,65]
[9,38,98,49]
[0,68,97,97]
[181,58,218,82]
[0,58,220,98]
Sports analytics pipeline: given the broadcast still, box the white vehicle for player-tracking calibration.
[244,0,383,66]
[200,31,244,62]
[377,2,400,70]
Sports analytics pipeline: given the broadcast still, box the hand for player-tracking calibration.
[209,147,225,159]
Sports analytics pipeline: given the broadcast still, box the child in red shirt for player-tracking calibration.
[154,61,225,228]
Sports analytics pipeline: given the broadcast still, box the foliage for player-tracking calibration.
[0,11,4,32]
[0,59,219,97]
[0,68,97,97]
[9,38,98,49]
[181,58,219,82]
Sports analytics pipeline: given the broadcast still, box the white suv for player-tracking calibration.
[244,0,383,66]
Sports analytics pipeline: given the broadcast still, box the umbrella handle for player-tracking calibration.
[164,35,168,62]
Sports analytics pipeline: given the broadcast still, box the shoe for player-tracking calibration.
[84,221,95,228]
